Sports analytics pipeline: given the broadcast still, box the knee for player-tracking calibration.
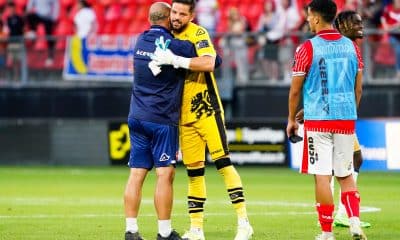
[214,157,232,171]
[156,167,175,183]
[187,166,205,177]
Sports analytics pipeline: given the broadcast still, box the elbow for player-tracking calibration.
[202,56,216,72]
[205,62,215,72]
[290,89,301,99]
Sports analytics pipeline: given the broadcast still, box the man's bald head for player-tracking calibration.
[149,2,171,25]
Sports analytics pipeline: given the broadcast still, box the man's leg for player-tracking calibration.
[315,175,335,239]
[155,166,176,238]
[335,149,370,228]
[180,123,206,240]
[182,161,206,240]
[334,133,367,239]
[214,157,253,240]
[303,131,335,239]
[336,175,367,239]
[124,168,148,237]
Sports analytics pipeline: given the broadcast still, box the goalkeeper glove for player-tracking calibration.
[155,36,171,50]
[151,47,191,69]
[148,60,161,76]
[151,36,191,69]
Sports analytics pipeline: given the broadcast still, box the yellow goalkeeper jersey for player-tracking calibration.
[173,22,224,125]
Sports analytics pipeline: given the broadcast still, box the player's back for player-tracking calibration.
[304,35,358,120]
[129,26,188,126]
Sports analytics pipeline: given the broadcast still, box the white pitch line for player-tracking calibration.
[0,198,313,207]
[0,198,382,213]
[0,207,380,219]
[0,211,317,219]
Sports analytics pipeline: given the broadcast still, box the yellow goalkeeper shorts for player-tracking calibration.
[180,113,229,165]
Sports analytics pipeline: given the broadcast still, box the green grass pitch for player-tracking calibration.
[0,166,399,240]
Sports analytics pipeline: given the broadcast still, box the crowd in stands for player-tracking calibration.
[0,0,399,82]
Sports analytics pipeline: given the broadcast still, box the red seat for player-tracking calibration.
[60,0,74,8]
[127,21,150,34]
[121,5,136,21]
[14,0,27,12]
[135,6,148,21]
[135,0,151,4]
[102,21,118,34]
[100,0,114,7]
[34,24,48,50]
[54,19,74,49]
[115,20,130,34]
[121,0,135,5]
[104,3,122,23]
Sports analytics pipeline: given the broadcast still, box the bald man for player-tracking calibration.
[124,2,200,240]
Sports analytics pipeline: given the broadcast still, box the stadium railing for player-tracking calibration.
[0,29,399,87]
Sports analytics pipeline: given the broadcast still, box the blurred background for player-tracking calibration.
[0,0,399,170]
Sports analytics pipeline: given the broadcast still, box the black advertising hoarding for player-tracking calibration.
[108,121,288,166]
[224,122,288,166]
[108,122,130,165]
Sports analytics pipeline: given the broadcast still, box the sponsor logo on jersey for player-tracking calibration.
[196,40,209,49]
[196,28,206,36]
[136,49,152,57]
[159,153,170,162]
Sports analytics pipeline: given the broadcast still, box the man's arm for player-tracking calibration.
[355,71,363,108]
[188,55,215,72]
[287,75,305,137]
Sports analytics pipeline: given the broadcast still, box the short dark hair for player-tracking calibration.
[334,10,357,30]
[308,0,337,23]
[79,0,91,8]
[172,0,196,12]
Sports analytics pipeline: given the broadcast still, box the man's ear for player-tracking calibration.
[314,15,320,25]
[190,12,195,22]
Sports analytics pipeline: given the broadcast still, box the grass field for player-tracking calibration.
[0,166,399,240]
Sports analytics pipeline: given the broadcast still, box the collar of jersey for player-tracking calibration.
[150,25,173,37]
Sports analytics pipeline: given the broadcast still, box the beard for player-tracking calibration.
[171,20,187,33]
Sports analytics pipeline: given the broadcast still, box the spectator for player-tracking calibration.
[381,0,400,80]
[6,2,25,81]
[277,0,301,83]
[195,0,218,37]
[26,0,59,66]
[227,7,249,85]
[259,0,300,83]
[257,0,279,81]
[74,0,97,38]
[0,20,6,80]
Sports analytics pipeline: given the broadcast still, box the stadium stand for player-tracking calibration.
[0,0,396,82]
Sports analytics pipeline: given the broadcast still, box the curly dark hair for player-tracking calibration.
[334,10,357,32]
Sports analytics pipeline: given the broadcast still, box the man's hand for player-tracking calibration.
[151,36,191,69]
[286,120,299,139]
[148,60,161,76]
[295,109,304,124]
[155,36,171,50]
[151,47,177,67]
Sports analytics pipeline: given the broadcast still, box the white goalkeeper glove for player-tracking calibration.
[148,60,161,76]
[147,36,170,76]
[151,36,191,69]
[151,47,191,69]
